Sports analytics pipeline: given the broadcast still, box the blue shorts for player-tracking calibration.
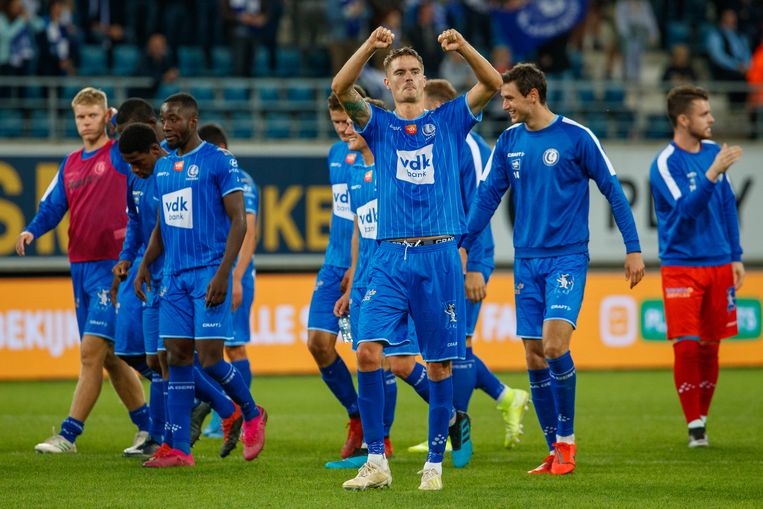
[514,253,589,339]
[159,266,233,341]
[229,265,255,347]
[70,260,117,341]
[358,240,466,363]
[115,260,146,356]
[307,264,347,335]
[142,277,163,354]
[350,285,420,356]
[466,267,493,337]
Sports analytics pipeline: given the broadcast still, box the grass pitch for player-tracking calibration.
[1,369,761,508]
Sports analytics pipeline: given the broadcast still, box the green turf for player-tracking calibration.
[1,369,761,508]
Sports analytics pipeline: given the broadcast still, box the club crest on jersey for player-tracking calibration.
[364,170,373,182]
[543,148,560,166]
[162,187,193,229]
[396,144,435,185]
[174,160,185,172]
[345,153,357,164]
[405,124,418,135]
[443,302,458,329]
[422,123,436,137]
[94,161,107,176]
[187,164,199,180]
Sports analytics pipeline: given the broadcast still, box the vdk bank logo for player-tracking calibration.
[162,187,193,229]
[396,144,435,184]
[331,183,353,221]
[356,199,378,239]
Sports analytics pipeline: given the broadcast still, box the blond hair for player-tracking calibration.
[71,87,108,110]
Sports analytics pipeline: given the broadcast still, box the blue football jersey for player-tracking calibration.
[465,115,640,258]
[357,95,480,239]
[460,131,495,272]
[120,172,164,275]
[324,141,356,269]
[348,162,378,288]
[235,169,258,272]
[153,141,244,275]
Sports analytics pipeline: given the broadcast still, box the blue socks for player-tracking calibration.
[149,372,166,443]
[232,358,252,388]
[204,359,260,420]
[59,416,84,444]
[128,404,151,433]
[319,355,359,417]
[402,362,430,403]
[162,380,172,447]
[167,364,194,454]
[528,367,557,451]
[194,365,235,418]
[474,349,505,400]
[383,369,397,437]
[427,376,453,464]
[357,369,385,455]
[547,351,576,438]
[133,360,154,381]
[452,347,476,412]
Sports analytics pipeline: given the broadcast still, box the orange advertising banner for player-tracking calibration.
[0,272,761,380]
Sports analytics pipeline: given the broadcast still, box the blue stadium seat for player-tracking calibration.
[577,87,597,106]
[613,110,635,139]
[257,86,279,102]
[275,48,301,77]
[64,114,79,138]
[29,110,51,138]
[232,112,254,139]
[666,21,690,48]
[585,112,609,139]
[0,110,24,137]
[211,46,232,77]
[253,50,270,77]
[287,84,314,105]
[645,113,672,139]
[177,46,206,77]
[303,48,330,77]
[78,44,107,76]
[223,85,249,104]
[155,82,181,100]
[190,85,215,106]
[264,113,291,139]
[603,85,626,108]
[112,45,140,76]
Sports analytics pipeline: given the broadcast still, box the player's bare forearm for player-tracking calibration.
[232,212,256,282]
[142,221,164,269]
[339,88,371,129]
[219,191,247,277]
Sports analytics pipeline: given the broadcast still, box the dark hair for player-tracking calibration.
[502,63,547,104]
[383,47,424,74]
[115,98,156,126]
[666,85,709,127]
[198,123,228,148]
[163,92,199,115]
[424,79,457,105]
[118,123,159,154]
[327,84,367,111]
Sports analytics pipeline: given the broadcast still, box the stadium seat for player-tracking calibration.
[257,86,280,102]
[287,84,314,105]
[232,112,254,139]
[253,50,271,77]
[190,85,216,106]
[577,87,597,106]
[612,110,635,139]
[78,44,107,76]
[178,46,206,77]
[155,82,181,100]
[666,21,690,48]
[64,114,79,138]
[603,85,626,109]
[275,48,301,78]
[0,110,24,137]
[302,48,330,77]
[112,45,140,76]
[644,113,672,139]
[211,46,233,77]
[223,85,250,105]
[28,110,51,138]
[264,113,291,139]
[585,112,609,139]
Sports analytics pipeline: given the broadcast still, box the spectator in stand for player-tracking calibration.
[491,45,512,74]
[404,1,444,73]
[227,0,272,77]
[0,0,39,77]
[439,51,475,93]
[462,0,492,51]
[326,0,367,75]
[746,33,763,138]
[38,0,77,76]
[706,9,751,108]
[134,33,178,98]
[614,0,658,83]
[662,44,698,86]
[74,0,125,48]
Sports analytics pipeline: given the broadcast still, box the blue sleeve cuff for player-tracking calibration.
[460,235,475,252]
[625,240,641,254]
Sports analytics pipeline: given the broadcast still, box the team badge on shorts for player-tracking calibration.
[362,289,376,302]
[314,279,324,292]
[97,289,110,307]
[555,273,574,294]
[727,287,736,312]
[443,302,458,329]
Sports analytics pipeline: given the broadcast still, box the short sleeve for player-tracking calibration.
[217,151,245,197]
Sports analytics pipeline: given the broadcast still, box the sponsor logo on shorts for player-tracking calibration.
[550,304,571,311]
[665,287,693,298]
[507,151,525,157]
[514,282,524,295]
[543,148,560,166]
[362,289,376,302]
[447,341,458,347]
[443,302,457,329]
[202,322,222,328]
[88,320,108,327]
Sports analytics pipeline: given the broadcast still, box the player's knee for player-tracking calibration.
[427,361,451,381]
[167,347,194,366]
[225,345,248,362]
[389,358,414,379]
[524,345,546,370]
[542,343,568,360]
[197,349,223,368]
[356,343,382,370]
[146,355,160,373]
[307,332,336,364]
